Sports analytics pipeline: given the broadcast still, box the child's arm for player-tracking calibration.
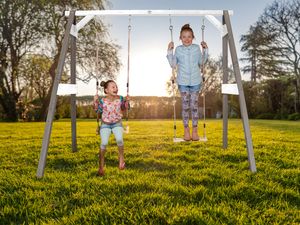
[121,96,130,111]
[201,41,209,64]
[198,47,209,67]
[93,95,103,114]
[166,42,177,69]
[202,48,209,63]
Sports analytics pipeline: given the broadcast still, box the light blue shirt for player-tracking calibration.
[167,44,208,86]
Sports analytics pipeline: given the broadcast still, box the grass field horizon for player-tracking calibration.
[0,119,299,224]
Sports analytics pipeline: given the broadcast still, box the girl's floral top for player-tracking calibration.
[94,96,129,124]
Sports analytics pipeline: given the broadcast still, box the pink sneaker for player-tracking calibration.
[184,127,191,141]
[119,162,126,170]
[97,168,105,176]
[192,127,199,141]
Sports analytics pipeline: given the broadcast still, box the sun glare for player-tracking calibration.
[117,47,171,97]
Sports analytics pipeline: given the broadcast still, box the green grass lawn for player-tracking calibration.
[0,119,299,224]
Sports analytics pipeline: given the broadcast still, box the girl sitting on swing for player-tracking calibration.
[93,80,130,176]
[167,24,208,141]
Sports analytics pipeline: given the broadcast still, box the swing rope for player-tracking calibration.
[169,15,178,140]
[201,18,207,140]
[124,16,131,133]
[95,20,101,135]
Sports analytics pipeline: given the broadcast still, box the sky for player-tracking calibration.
[76,0,275,97]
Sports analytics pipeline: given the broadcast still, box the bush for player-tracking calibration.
[54,113,60,120]
[287,113,300,121]
[273,113,288,120]
[256,113,275,119]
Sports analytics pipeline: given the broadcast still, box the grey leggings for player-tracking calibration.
[180,91,199,127]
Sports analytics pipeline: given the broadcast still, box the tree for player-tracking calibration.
[35,0,121,121]
[0,0,44,121]
[18,54,70,120]
[19,55,53,101]
[0,0,121,121]
[258,0,300,112]
[240,24,285,82]
[240,0,300,113]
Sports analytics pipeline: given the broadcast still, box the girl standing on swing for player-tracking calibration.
[93,80,130,176]
[167,24,208,141]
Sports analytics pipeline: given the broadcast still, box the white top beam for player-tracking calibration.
[65,10,233,17]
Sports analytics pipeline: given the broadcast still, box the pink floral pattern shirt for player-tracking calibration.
[94,96,129,124]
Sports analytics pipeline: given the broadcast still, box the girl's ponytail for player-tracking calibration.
[100,80,115,94]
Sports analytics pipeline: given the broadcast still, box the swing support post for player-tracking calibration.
[222,15,229,149]
[223,10,256,172]
[71,15,77,153]
[36,11,75,178]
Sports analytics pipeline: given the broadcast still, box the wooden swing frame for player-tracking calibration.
[36,10,256,178]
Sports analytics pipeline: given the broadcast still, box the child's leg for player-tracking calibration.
[180,91,191,140]
[98,127,111,175]
[180,91,190,127]
[118,146,125,170]
[190,91,200,140]
[112,126,125,169]
[98,148,106,176]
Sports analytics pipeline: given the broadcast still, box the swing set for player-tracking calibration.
[37,10,257,178]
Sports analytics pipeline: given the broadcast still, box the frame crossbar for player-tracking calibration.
[65,10,233,17]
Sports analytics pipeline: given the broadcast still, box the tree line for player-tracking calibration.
[51,94,222,121]
[0,0,299,121]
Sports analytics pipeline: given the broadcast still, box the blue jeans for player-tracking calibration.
[178,84,201,92]
[100,122,123,149]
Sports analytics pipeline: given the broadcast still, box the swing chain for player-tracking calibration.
[201,20,205,32]
[168,13,177,138]
[201,18,205,76]
[124,15,131,134]
[128,15,132,31]
[127,15,131,97]
[169,15,174,43]
[201,18,205,43]
[201,18,207,140]
[169,14,173,30]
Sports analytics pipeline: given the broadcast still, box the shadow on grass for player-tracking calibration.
[215,153,249,169]
[127,159,177,172]
[48,157,94,172]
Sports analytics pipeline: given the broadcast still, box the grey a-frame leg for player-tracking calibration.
[71,16,77,153]
[222,15,229,149]
[223,10,257,173]
[36,11,76,178]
